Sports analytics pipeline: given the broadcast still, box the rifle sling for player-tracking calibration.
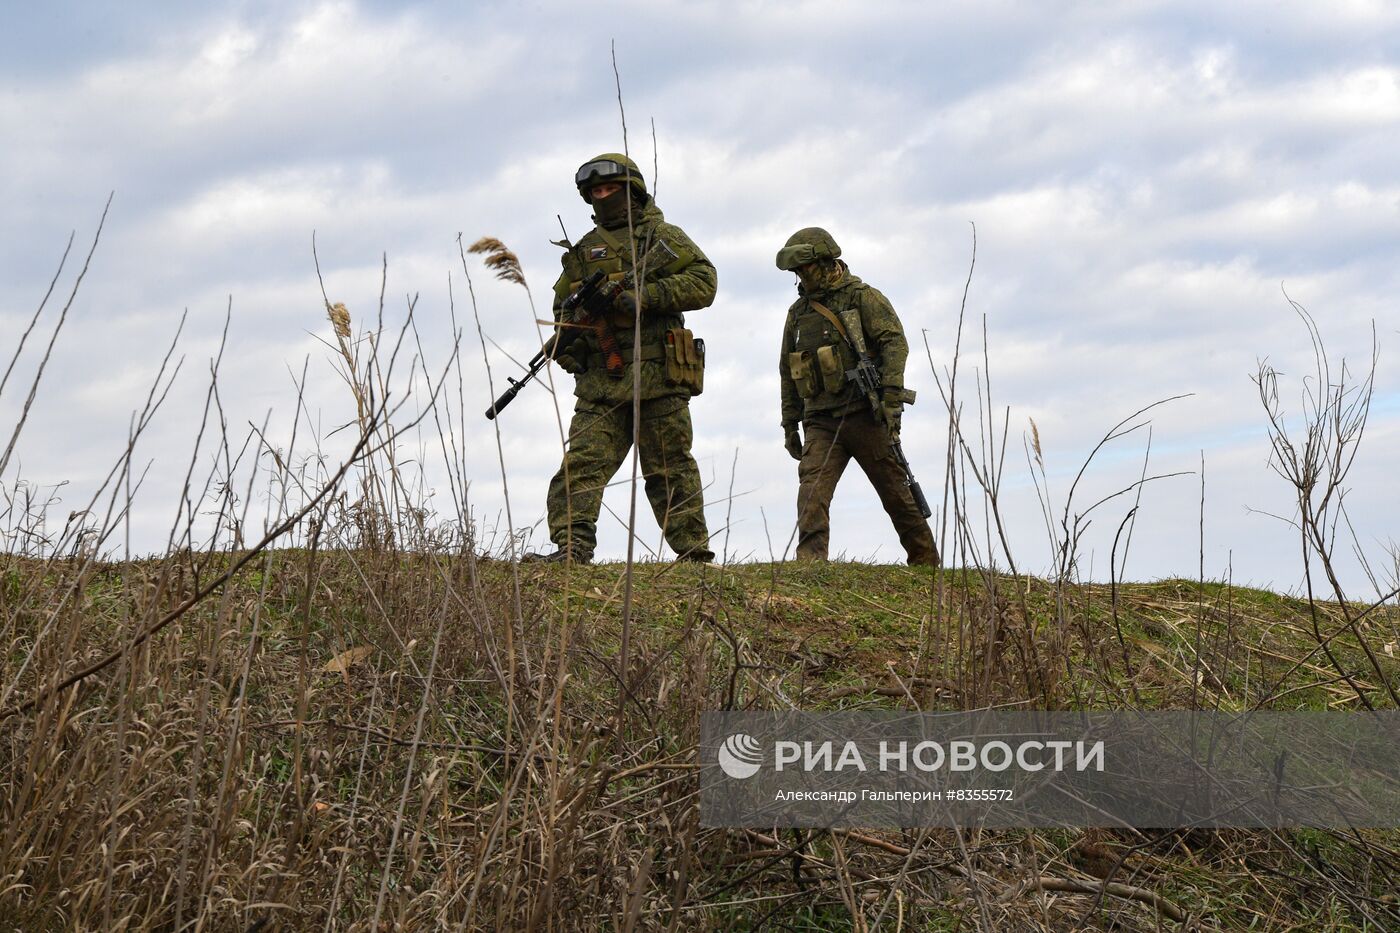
[591,222,627,255]
[805,298,853,348]
[592,224,654,274]
[808,298,895,407]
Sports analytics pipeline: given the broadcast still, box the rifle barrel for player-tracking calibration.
[908,476,933,519]
[482,326,568,420]
[481,261,655,420]
[485,379,522,420]
[890,439,932,519]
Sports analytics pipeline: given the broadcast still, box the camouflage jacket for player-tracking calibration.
[778,267,909,427]
[551,201,717,403]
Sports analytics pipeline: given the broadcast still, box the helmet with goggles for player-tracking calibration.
[575,153,648,203]
[775,227,842,271]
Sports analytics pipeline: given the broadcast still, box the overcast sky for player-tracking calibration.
[3,0,1398,596]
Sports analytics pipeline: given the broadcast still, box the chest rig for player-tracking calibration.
[560,222,705,396]
[567,224,693,309]
[568,223,637,292]
[787,289,865,406]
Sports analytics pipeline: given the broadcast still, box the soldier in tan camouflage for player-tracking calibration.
[523,154,716,565]
[776,227,939,566]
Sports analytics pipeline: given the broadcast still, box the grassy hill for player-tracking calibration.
[3,552,1396,930]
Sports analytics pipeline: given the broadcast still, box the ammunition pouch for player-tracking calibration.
[815,345,847,394]
[788,350,818,399]
[664,327,705,395]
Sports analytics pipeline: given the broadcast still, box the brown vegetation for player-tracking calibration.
[1,212,1396,932]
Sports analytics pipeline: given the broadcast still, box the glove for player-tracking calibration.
[882,402,902,438]
[552,346,586,374]
[615,290,639,319]
[784,425,803,460]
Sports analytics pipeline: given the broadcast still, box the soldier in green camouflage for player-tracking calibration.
[523,154,716,565]
[776,227,939,566]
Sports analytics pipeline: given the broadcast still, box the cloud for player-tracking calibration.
[2,0,1398,594]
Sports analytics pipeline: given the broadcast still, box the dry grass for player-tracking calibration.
[2,550,1397,930]
[1,220,1397,931]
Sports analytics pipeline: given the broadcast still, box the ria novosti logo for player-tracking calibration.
[717,733,763,779]
[714,734,1107,779]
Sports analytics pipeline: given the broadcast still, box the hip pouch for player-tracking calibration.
[815,344,847,394]
[787,350,818,399]
[665,327,706,395]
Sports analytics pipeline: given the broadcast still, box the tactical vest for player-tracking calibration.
[786,286,868,416]
[561,218,705,402]
[564,221,695,359]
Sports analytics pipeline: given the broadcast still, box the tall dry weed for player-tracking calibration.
[1,210,1396,932]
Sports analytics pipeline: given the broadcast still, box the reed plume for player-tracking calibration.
[468,237,526,287]
[327,301,352,340]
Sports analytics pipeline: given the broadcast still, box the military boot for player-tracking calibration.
[906,545,939,568]
[520,547,591,565]
[676,546,716,564]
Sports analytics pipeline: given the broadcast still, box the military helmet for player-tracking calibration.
[775,227,842,271]
[575,152,648,203]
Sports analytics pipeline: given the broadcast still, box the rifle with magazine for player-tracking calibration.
[810,298,932,519]
[485,239,679,420]
[845,354,931,518]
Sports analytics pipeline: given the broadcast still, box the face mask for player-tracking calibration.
[798,261,841,292]
[592,187,631,227]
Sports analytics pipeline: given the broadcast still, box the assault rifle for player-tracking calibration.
[846,356,933,520]
[834,311,935,515]
[485,238,678,420]
[485,269,614,419]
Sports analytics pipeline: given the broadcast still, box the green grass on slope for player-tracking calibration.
[2,551,1396,930]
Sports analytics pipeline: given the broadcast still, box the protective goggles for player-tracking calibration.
[774,243,820,271]
[575,159,635,187]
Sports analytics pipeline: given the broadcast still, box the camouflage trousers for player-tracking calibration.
[796,409,938,566]
[546,396,713,561]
